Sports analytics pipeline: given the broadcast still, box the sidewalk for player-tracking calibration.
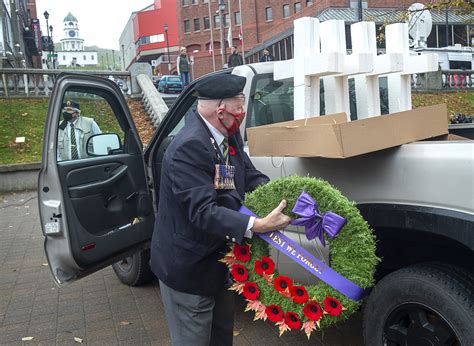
[0,191,363,345]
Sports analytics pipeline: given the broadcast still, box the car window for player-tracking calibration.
[168,77,182,83]
[245,74,295,129]
[57,89,125,162]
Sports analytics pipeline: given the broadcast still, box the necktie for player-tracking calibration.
[70,124,79,160]
[222,137,229,165]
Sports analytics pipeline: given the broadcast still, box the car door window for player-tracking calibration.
[57,91,125,162]
[245,74,295,134]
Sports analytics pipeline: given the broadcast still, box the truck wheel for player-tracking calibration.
[112,249,155,286]
[363,264,473,346]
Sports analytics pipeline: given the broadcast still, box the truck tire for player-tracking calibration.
[363,264,474,346]
[112,249,156,286]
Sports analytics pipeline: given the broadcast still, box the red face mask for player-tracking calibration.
[219,109,246,136]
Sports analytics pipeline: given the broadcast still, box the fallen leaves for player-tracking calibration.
[21,336,34,341]
[73,336,83,343]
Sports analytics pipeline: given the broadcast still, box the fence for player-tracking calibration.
[412,70,474,90]
[0,68,132,98]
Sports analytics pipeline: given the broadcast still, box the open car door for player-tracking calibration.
[38,73,154,285]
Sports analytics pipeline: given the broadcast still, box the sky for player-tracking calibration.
[36,0,153,50]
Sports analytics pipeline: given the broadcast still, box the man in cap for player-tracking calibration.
[57,100,101,161]
[151,74,291,345]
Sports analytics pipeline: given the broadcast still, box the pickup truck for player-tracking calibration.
[38,62,473,345]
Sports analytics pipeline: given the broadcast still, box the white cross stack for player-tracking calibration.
[273,17,439,121]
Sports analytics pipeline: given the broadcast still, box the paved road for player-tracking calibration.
[0,191,364,345]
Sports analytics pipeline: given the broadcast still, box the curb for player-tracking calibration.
[0,162,40,193]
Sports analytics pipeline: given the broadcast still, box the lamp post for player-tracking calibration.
[49,25,54,68]
[43,11,51,68]
[163,23,170,72]
[218,0,226,68]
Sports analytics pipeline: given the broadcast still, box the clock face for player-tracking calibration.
[69,31,76,37]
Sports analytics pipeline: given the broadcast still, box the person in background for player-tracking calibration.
[259,48,275,62]
[176,47,191,87]
[227,46,243,68]
[57,100,101,161]
[151,74,291,345]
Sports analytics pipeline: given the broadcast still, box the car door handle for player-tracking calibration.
[69,165,128,198]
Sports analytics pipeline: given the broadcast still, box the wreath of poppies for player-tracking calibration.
[221,176,379,338]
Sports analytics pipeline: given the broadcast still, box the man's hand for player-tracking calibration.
[252,200,292,234]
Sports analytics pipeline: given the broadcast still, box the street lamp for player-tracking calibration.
[49,25,54,68]
[121,44,125,70]
[43,11,51,68]
[218,0,226,68]
[163,23,170,72]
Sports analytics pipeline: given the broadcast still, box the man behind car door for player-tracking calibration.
[150,74,290,345]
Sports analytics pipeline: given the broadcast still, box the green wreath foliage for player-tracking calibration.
[240,176,379,331]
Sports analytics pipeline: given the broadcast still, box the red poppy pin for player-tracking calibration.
[243,282,259,301]
[254,256,275,276]
[233,243,251,262]
[265,304,284,323]
[284,312,301,330]
[229,145,236,156]
[303,301,323,321]
[290,285,309,304]
[230,264,248,282]
[323,296,343,317]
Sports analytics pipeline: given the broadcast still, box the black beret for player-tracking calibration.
[195,74,246,99]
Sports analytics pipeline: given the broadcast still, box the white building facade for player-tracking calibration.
[42,12,98,68]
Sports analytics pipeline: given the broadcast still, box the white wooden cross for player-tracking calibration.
[385,23,438,113]
[351,21,404,119]
[273,17,439,121]
[274,17,345,120]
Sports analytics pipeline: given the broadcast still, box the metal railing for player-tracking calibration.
[0,68,132,98]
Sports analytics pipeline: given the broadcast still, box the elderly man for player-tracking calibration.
[151,74,290,345]
[57,100,101,161]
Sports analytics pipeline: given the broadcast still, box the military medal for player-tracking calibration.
[214,164,236,190]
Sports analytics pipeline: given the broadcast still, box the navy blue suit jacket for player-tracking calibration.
[150,111,269,296]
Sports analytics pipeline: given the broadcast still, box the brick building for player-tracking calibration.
[177,0,472,78]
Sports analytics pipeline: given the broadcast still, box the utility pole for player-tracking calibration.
[106,52,110,70]
[358,0,363,22]
[121,44,125,70]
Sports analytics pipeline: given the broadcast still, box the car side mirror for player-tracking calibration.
[86,133,122,156]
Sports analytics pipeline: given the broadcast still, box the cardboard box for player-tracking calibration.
[247,104,448,158]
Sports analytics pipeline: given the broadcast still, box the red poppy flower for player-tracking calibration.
[229,145,236,156]
[323,296,343,317]
[290,285,309,304]
[274,276,293,292]
[243,282,259,301]
[284,312,301,330]
[230,264,248,282]
[233,243,250,262]
[303,301,323,321]
[265,304,284,323]
[254,256,275,276]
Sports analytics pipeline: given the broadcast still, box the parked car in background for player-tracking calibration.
[157,75,183,94]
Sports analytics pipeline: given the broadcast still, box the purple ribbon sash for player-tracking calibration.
[240,205,368,301]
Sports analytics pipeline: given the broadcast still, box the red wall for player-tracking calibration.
[133,0,179,53]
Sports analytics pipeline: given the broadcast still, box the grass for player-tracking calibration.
[0,92,472,165]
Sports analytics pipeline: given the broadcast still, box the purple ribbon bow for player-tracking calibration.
[290,191,346,246]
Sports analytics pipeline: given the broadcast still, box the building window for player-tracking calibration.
[194,18,200,31]
[192,0,198,4]
[83,55,86,60]
[182,0,189,6]
[63,55,66,60]
[294,2,301,12]
[214,15,220,28]
[283,4,290,18]
[306,0,313,5]
[204,16,210,30]
[91,55,94,60]
[184,20,190,33]
[234,11,241,25]
[72,42,75,49]
[265,7,273,21]
[224,14,229,27]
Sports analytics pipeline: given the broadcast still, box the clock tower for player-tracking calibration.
[60,12,84,51]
